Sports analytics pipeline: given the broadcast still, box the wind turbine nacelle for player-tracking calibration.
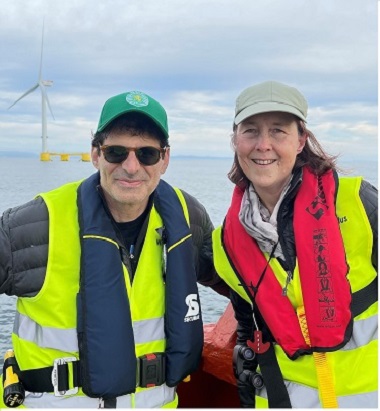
[42,80,53,87]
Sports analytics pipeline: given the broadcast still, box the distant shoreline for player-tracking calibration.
[0,151,233,160]
[0,153,377,161]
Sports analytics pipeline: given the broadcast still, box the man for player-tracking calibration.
[0,90,226,408]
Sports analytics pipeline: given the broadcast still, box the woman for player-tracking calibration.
[212,81,377,408]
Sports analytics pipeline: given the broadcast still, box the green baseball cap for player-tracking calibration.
[234,81,308,125]
[96,90,169,139]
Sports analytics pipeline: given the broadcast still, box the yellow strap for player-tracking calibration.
[167,234,192,253]
[83,234,119,248]
[297,306,338,408]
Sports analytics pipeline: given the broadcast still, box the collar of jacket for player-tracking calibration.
[94,173,154,277]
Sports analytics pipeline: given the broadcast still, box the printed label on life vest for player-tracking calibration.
[184,294,200,322]
[306,175,329,220]
[313,228,336,322]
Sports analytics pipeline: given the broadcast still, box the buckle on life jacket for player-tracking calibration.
[137,353,165,388]
[51,357,79,397]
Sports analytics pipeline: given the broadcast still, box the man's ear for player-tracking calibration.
[161,147,170,175]
[91,146,100,169]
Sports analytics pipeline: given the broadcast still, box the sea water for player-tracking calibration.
[0,156,377,362]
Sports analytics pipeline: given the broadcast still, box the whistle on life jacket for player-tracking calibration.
[2,350,25,408]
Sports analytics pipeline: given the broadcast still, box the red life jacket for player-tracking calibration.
[223,167,353,359]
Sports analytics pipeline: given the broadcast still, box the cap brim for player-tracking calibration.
[234,102,307,124]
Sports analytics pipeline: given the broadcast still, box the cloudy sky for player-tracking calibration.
[0,0,377,162]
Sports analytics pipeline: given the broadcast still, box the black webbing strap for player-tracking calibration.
[104,398,117,408]
[19,360,81,393]
[256,343,292,408]
[351,277,378,318]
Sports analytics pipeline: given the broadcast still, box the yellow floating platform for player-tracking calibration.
[40,152,91,162]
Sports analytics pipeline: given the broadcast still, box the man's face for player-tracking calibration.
[92,131,170,222]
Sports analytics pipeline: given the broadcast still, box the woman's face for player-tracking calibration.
[234,112,306,198]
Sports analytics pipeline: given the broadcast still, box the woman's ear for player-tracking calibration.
[297,132,308,153]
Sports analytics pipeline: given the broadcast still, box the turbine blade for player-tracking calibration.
[40,83,55,120]
[39,20,45,81]
[8,84,39,109]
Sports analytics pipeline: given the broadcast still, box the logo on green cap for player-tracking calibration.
[126,91,149,107]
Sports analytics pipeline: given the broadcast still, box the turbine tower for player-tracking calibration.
[8,21,54,154]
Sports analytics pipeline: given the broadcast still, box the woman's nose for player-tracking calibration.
[255,132,272,151]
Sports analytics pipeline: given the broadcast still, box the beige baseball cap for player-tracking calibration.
[234,81,308,125]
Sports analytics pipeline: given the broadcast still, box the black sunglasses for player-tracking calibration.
[99,145,168,166]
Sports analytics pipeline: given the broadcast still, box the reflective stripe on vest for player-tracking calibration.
[14,309,377,355]
[340,314,377,350]
[21,385,177,408]
[133,385,176,408]
[13,312,166,350]
[256,382,378,408]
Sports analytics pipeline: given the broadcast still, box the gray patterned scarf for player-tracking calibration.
[238,181,292,260]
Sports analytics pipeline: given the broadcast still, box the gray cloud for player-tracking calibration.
[0,0,377,162]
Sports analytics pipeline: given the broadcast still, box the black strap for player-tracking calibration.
[18,351,168,394]
[351,276,378,318]
[19,361,81,393]
[104,398,117,408]
[256,344,292,408]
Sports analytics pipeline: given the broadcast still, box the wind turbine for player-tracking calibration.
[8,21,54,154]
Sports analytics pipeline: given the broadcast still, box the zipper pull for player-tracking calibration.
[98,398,104,408]
[282,271,293,296]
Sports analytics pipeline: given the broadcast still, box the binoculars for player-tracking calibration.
[232,345,264,390]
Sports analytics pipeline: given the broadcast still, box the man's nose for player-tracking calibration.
[121,150,140,173]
